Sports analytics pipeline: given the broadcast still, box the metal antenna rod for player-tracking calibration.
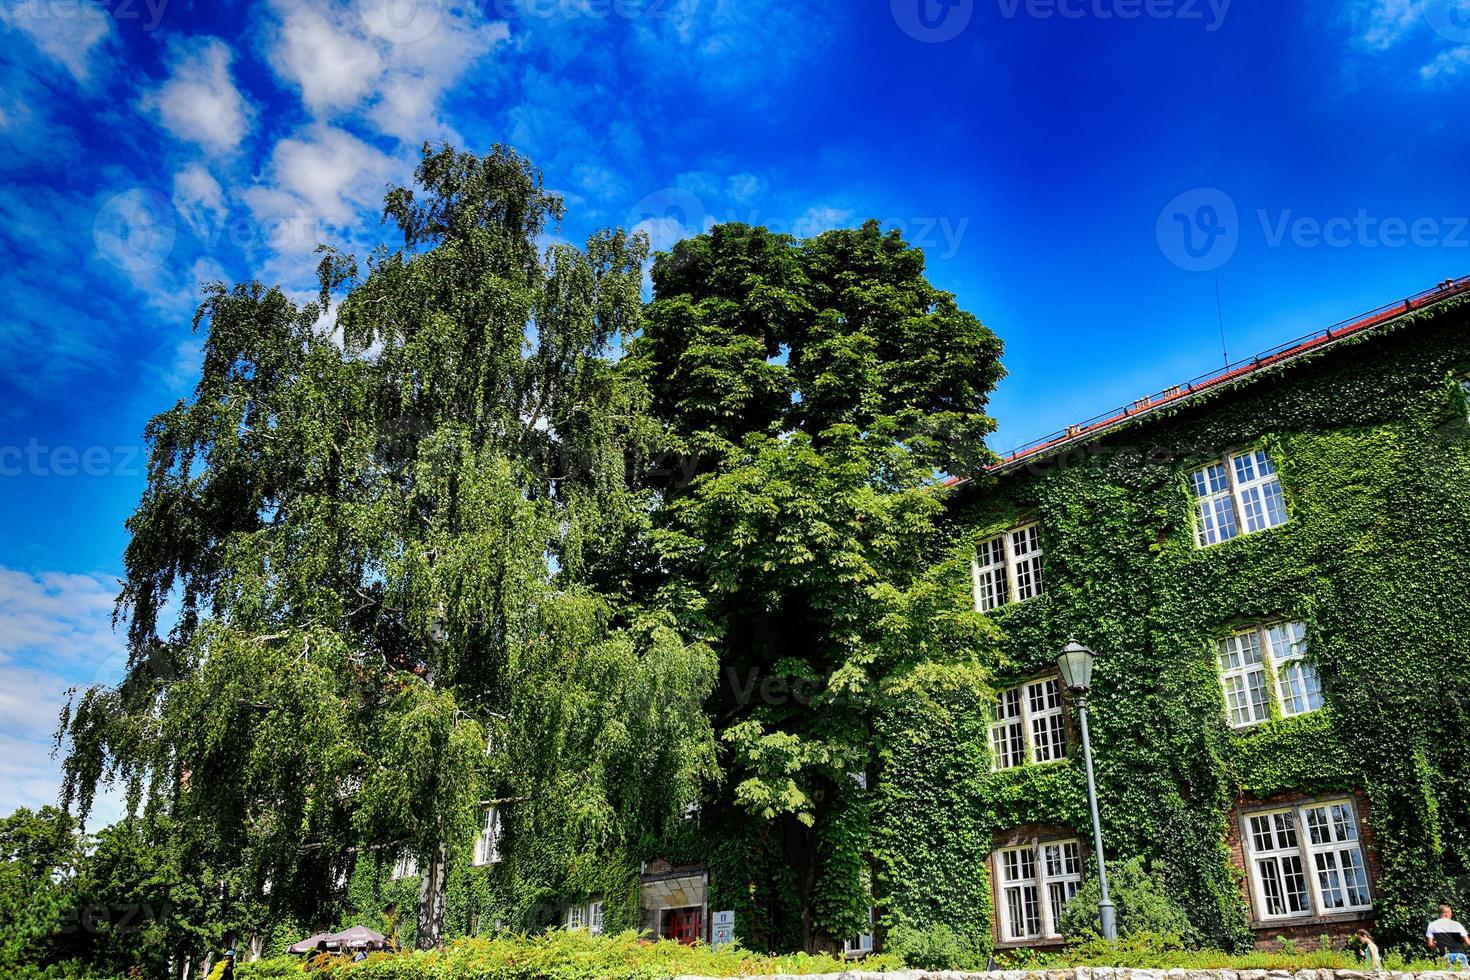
[1215,276,1229,368]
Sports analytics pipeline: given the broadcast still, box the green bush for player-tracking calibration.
[881,922,990,971]
[996,930,1448,971]
[1057,856,1196,942]
[235,930,903,979]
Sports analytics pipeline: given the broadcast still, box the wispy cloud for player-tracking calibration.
[0,567,120,669]
[1346,0,1470,84]
[1352,0,1422,49]
[0,567,129,823]
[0,0,115,84]
[1421,43,1470,80]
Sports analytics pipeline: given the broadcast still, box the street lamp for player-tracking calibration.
[1057,639,1117,941]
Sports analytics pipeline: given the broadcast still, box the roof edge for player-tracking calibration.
[952,274,1470,487]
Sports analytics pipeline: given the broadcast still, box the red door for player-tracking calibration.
[662,907,702,945]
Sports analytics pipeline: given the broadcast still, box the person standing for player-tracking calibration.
[1355,929,1382,971]
[1428,905,1470,968]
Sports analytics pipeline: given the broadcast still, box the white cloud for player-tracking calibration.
[1421,43,1470,79]
[266,4,383,114]
[141,38,255,155]
[727,172,764,204]
[262,0,508,141]
[0,0,114,83]
[791,204,855,238]
[248,125,397,231]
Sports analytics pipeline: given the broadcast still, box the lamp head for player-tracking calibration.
[1057,638,1095,692]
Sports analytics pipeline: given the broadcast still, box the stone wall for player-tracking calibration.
[673,971,1467,980]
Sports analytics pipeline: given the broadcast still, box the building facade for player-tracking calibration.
[925,280,1470,951]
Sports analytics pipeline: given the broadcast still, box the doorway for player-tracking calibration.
[661,907,702,944]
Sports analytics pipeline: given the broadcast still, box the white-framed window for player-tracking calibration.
[994,838,1082,942]
[1460,378,1470,422]
[1217,622,1322,728]
[990,677,1067,770]
[473,806,503,866]
[567,900,605,934]
[1189,449,1288,547]
[391,852,418,880]
[845,907,876,956]
[1242,798,1371,921]
[971,523,1045,612]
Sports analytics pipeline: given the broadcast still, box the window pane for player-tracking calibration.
[1237,631,1265,666]
[1221,632,1270,726]
[1249,815,1274,853]
[1258,858,1286,916]
[1195,495,1239,546]
[973,536,1010,612]
[1315,850,1345,908]
[1192,463,1230,496]
[1272,810,1298,849]
[1341,848,1371,906]
[1331,803,1356,841]
[1282,855,1310,913]
[1246,668,1271,721]
[1232,449,1288,533]
[1012,526,1044,601]
[991,689,1026,769]
[1048,879,1077,929]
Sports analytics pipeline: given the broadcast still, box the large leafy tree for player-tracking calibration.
[60,145,716,959]
[628,222,1005,951]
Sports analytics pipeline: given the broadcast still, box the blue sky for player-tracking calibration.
[1,0,1468,820]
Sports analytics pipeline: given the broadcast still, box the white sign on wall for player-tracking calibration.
[711,910,735,950]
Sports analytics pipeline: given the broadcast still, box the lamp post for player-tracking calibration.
[1057,639,1117,941]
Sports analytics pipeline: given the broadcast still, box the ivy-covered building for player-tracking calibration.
[914,278,1470,953]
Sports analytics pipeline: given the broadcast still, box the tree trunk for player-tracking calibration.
[416,844,448,949]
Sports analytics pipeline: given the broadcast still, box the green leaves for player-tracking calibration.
[59,145,715,957]
[631,219,1006,950]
